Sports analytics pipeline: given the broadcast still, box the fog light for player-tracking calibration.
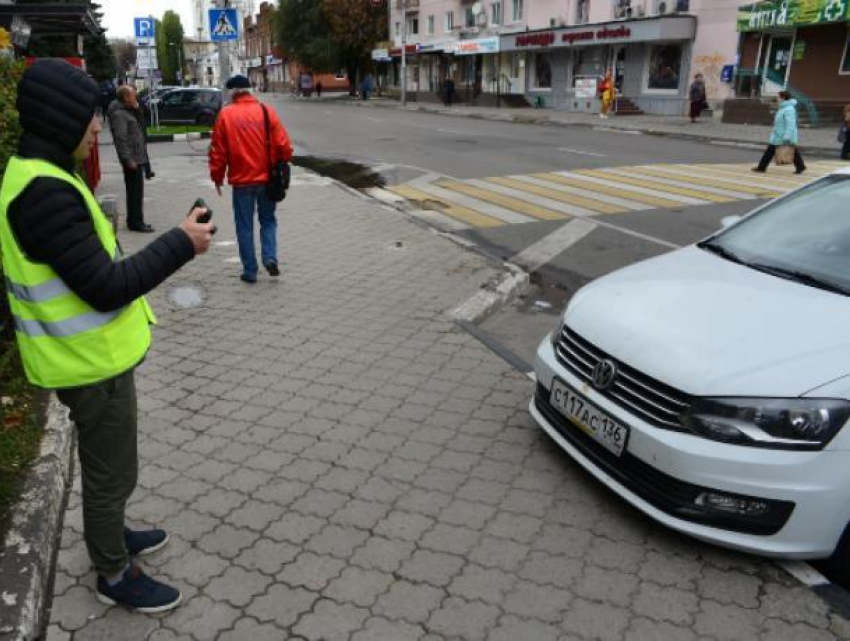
[695,492,770,517]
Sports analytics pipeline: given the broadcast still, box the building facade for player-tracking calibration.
[383,0,742,115]
[733,0,850,122]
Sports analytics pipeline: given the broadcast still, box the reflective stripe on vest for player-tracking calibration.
[4,275,73,303]
[13,309,122,337]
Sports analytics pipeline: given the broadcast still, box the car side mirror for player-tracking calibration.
[720,215,742,229]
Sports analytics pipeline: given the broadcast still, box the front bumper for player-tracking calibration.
[532,337,850,559]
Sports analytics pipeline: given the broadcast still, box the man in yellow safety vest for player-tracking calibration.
[0,59,215,612]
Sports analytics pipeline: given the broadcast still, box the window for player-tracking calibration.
[491,2,502,24]
[576,0,589,23]
[841,34,850,75]
[465,6,475,27]
[647,44,683,90]
[407,17,419,35]
[511,0,523,21]
[427,15,434,35]
[395,21,400,37]
[445,11,454,31]
[534,53,552,89]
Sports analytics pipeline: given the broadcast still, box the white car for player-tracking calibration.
[530,167,850,577]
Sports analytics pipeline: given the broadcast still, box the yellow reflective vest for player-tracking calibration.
[0,157,156,389]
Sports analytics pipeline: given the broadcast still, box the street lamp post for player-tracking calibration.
[401,0,407,106]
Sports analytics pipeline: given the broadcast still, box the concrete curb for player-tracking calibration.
[336,99,839,158]
[147,131,212,145]
[447,262,530,324]
[0,397,74,641]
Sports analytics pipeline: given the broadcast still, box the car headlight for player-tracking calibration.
[681,398,850,450]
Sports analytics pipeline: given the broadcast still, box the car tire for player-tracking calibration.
[819,522,850,584]
[196,113,214,126]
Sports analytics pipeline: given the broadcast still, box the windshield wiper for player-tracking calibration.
[698,241,746,265]
[747,263,850,296]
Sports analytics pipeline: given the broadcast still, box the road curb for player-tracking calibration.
[447,262,529,324]
[0,397,74,641]
[336,99,838,158]
[147,131,212,144]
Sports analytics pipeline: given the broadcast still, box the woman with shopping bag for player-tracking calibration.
[752,90,806,175]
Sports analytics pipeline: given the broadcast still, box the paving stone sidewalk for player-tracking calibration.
[316,94,844,156]
[46,141,850,640]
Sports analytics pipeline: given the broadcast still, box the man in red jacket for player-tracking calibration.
[210,75,293,283]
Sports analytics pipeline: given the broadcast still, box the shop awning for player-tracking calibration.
[0,4,102,38]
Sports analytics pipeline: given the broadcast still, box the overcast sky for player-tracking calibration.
[100,0,195,40]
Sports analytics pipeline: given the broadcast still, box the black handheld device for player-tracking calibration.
[191,198,213,224]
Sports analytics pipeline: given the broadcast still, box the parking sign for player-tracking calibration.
[134,17,155,45]
[209,9,239,41]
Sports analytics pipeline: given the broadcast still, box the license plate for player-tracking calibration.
[550,379,628,457]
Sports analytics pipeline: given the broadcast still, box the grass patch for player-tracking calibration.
[0,342,44,538]
[147,125,211,136]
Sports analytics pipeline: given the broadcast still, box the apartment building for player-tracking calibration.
[382,0,741,115]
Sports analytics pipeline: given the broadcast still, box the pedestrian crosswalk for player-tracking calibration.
[383,161,850,231]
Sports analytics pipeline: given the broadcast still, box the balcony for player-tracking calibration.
[395,0,419,10]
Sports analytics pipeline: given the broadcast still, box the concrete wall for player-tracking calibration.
[689,0,739,102]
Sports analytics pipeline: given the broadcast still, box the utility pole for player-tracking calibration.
[401,0,407,106]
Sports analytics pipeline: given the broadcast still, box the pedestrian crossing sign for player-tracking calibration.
[209,8,239,41]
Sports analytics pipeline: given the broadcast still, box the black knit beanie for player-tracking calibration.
[16,59,101,155]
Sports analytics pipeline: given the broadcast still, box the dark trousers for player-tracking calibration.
[56,370,138,576]
[122,165,145,228]
[842,140,850,161]
[757,144,806,172]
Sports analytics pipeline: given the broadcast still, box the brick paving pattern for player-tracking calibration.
[45,143,850,639]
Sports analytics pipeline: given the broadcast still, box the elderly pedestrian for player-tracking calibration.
[689,73,706,123]
[0,59,215,612]
[108,85,154,231]
[752,90,806,175]
[210,74,293,283]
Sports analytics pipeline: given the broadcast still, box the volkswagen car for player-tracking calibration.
[530,166,850,578]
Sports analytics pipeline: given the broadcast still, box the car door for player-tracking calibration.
[177,91,200,123]
[156,90,184,124]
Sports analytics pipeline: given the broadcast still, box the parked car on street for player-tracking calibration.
[145,88,222,126]
[530,167,850,578]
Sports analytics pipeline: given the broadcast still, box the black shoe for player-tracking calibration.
[128,223,155,233]
[124,527,169,557]
[240,273,257,284]
[145,171,155,180]
[264,262,280,277]
[751,167,766,173]
[97,565,182,613]
[795,167,807,175]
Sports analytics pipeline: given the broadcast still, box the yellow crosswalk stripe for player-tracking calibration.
[532,173,685,209]
[577,168,734,203]
[436,180,568,221]
[628,165,783,197]
[484,176,626,215]
[387,185,504,228]
[693,164,810,188]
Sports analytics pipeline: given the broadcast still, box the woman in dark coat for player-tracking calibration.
[689,73,706,123]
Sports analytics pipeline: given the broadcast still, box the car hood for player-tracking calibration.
[565,246,850,398]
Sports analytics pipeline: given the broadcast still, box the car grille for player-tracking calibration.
[554,326,692,431]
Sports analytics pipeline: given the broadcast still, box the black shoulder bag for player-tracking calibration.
[261,104,290,203]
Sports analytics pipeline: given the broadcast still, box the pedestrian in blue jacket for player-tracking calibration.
[753,91,806,174]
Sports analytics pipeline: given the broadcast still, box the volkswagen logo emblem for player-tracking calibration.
[592,359,618,391]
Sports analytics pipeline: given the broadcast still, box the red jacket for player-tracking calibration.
[209,93,293,187]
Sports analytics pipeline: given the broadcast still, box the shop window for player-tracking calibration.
[492,2,502,25]
[534,53,552,89]
[841,34,850,75]
[647,44,683,90]
[446,11,454,31]
[427,15,434,35]
[395,22,400,38]
[465,6,475,28]
[512,0,523,22]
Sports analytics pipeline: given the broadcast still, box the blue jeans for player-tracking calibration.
[232,185,278,278]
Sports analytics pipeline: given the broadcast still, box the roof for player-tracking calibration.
[0,3,102,38]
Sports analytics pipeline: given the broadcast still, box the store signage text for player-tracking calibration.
[737,0,850,32]
[514,25,632,49]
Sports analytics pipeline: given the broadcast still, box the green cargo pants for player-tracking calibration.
[57,369,138,576]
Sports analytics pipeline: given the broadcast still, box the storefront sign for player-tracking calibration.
[390,44,418,56]
[721,64,735,82]
[248,56,263,68]
[793,40,807,60]
[502,15,695,52]
[737,0,850,32]
[448,37,499,55]
[371,48,391,61]
[416,40,455,53]
[266,54,282,66]
[574,77,598,98]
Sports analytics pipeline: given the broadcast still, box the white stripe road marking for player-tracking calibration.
[437,128,464,134]
[465,178,601,217]
[603,167,757,199]
[777,560,830,587]
[554,171,706,205]
[510,175,649,211]
[511,219,598,272]
[409,209,471,232]
[364,187,407,204]
[557,147,607,157]
[414,182,536,225]
[652,165,792,192]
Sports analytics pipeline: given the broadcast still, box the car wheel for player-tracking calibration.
[196,113,214,126]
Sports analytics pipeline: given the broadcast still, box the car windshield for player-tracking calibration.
[700,176,850,295]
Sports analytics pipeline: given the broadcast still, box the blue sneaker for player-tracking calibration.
[96,565,182,613]
[124,527,169,557]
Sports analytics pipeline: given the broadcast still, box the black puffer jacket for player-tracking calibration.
[7,60,194,313]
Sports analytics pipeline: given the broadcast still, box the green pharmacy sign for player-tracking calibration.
[737,0,850,31]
